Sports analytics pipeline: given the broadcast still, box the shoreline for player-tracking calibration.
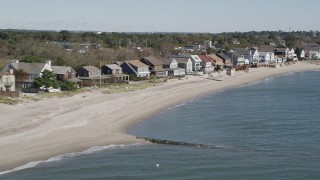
[1,62,320,173]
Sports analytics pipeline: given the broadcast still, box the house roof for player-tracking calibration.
[141,56,163,66]
[175,58,190,63]
[274,48,288,52]
[162,58,175,65]
[198,55,212,63]
[259,52,270,56]
[259,47,276,52]
[308,51,319,54]
[231,52,243,58]
[105,64,121,70]
[114,61,124,66]
[82,66,100,72]
[51,66,75,75]
[301,43,320,50]
[128,60,148,68]
[190,55,202,62]
[217,53,231,60]
[207,54,225,66]
[9,62,46,74]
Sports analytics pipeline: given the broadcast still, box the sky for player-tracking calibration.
[1,0,319,33]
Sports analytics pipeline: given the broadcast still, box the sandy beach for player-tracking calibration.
[0,61,320,173]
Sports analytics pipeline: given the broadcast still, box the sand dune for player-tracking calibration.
[0,62,319,172]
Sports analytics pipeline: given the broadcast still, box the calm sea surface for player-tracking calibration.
[2,71,320,180]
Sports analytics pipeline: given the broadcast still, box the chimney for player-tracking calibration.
[46,60,51,67]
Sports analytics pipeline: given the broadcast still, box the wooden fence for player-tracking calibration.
[0,91,20,97]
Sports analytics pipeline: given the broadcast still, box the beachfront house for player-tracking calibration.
[229,52,245,67]
[207,54,225,67]
[101,64,130,82]
[2,60,53,90]
[162,58,186,76]
[274,48,289,62]
[0,71,15,92]
[51,66,77,81]
[52,65,82,86]
[175,57,193,74]
[258,52,271,65]
[140,56,167,77]
[102,64,122,75]
[0,71,18,97]
[121,60,150,78]
[307,51,320,59]
[76,65,100,84]
[190,55,202,72]
[198,55,214,74]
[216,53,232,67]
[233,48,260,65]
[287,48,298,61]
[77,66,101,78]
[300,49,305,59]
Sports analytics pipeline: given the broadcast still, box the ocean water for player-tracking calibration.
[2,71,320,180]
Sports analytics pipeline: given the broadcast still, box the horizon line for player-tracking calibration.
[1,28,319,34]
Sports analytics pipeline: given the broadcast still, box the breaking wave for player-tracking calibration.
[0,142,142,176]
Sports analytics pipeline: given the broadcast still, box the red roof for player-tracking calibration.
[198,55,212,63]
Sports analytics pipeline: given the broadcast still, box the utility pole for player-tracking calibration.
[99,61,102,86]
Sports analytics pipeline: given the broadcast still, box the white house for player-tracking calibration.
[2,60,53,89]
[163,58,185,76]
[175,58,193,74]
[307,51,320,59]
[287,48,298,61]
[300,49,305,59]
[204,40,213,48]
[0,71,15,92]
[258,52,271,64]
[190,55,202,71]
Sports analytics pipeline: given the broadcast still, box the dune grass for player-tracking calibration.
[0,96,20,105]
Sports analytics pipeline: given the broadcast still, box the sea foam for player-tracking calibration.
[0,142,142,176]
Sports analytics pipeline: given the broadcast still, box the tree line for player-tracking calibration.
[0,29,319,70]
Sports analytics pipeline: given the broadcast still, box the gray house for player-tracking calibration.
[229,52,245,66]
[77,66,101,77]
[101,64,129,82]
[162,58,185,76]
[51,66,77,80]
[140,56,167,77]
[121,60,150,78]
[2,60,52,89]
[216,53,232,67]
[175,57,193,74]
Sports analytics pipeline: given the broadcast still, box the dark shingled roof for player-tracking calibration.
[217,53,231,60]
[162,58,175,65]
[105,64,122,70]
[128,60,148,68]
[51,66,75,74]
[82,66,100,72]
[9,62,45,74]
[175,58,190,63]
[141,57,163,66]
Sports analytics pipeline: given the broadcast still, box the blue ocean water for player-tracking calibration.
[2,71,320,180]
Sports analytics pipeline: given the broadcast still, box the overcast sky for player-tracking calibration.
[1,0,319,33]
